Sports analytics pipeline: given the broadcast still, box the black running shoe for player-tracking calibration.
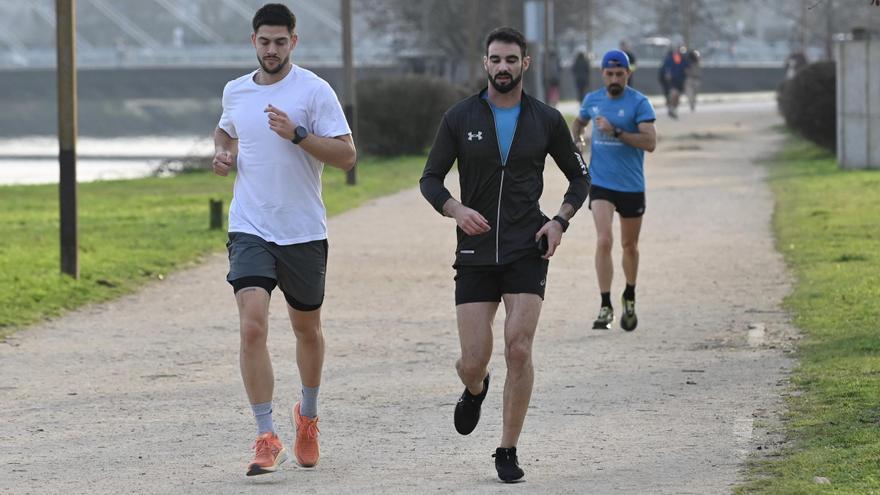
[592,305,614,330]
[454,373,489,435]
[493,447,525,483]
[620,295,638,331]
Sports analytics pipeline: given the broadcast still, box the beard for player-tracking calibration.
[607,83,624,96]
[258,53,290,74]
[489,71,522,94]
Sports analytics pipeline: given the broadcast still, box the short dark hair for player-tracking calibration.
[252,3,296,33]
[485,27,528,57]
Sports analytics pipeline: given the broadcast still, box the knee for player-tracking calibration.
[596,235,613,254]
[240,318,268,349]
[458,356,485,376]
[505,340,533,369]
[622,240,639,256]
[292,322,322,342]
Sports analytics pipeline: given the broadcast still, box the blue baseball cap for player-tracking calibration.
[601,49,630,69]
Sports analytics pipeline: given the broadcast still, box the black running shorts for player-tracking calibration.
[454,255,549,305]
[226,232,328,311]
[589,184,646,218]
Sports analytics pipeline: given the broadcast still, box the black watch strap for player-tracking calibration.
[292,125,308,144]
[613,127,623,138]
[552,215,569,232]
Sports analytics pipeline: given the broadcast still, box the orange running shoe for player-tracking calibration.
[292,401,320,467]
[246,432,288,476]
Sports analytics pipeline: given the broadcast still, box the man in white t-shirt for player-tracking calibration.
[212,3,356,477]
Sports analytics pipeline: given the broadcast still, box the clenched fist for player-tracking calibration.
[213,150,235,176]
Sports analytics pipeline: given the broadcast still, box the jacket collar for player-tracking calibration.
[477,87,531,109]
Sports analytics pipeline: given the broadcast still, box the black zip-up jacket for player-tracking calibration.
[420,89,591,266]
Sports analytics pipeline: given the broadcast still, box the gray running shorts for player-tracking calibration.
[226,232,328,311]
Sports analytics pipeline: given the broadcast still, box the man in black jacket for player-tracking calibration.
[420,27,590,483]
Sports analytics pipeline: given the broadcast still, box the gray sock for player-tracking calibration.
[251,401,275,435]
[300,386,319,418]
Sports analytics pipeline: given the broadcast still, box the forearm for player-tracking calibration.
[555,203,576,221]
[299,134,357,171]
[570,118,588,142]
[214,127,237,154]
[441,198,463,218]
[618,129,656,152]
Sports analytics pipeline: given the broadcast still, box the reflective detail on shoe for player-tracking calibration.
[246,432,288,476]
[620,296,638,331]
[292,401,320,467]
[592,305,614,330]
[493,447,525,483]
[454,373,490,435]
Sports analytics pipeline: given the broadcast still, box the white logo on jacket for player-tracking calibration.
[467,131,483,141]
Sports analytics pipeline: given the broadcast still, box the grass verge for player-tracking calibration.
[737,135,880,493]
[0,155,425,337]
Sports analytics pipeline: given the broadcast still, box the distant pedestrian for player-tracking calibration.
[685,49,701,112]
[620,40,637,87]
[544,47,561,106]
[660,46,688,118]
[572,50,591,101]
[213,3,356,477]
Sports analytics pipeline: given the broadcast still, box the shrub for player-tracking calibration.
[356,76,470,156]
[777,61,836,151]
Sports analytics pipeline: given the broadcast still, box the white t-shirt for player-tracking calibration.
[218,65,351,245]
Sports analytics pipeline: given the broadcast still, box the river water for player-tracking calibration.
[0,135,213,185]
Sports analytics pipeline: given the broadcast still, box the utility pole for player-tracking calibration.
[681,0,693,49]
[341,0,356,185]
[800,0,808,49]
[584,0,593,57]
[543,0,552,102]
[466,1,479,86]
[824,0,834,60]
[57,0,78,278]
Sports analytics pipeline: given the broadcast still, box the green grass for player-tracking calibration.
[737,136,880,494]
[0,155,425,337]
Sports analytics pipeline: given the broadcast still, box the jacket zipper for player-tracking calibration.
[488,104,520,264]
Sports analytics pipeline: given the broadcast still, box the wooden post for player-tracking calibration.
[57,0,79,278]
[209,199,223,230]
[342,0,357,185]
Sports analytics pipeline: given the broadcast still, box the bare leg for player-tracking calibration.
[237,287,274,404]
[499,293,542,448]
[287,305,324,388]
[620,215,643,286]
[592,200,616,293]
[456,302,498,394]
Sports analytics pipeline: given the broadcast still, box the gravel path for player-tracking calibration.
[0,102,796,494]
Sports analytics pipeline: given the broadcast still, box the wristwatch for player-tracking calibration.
[552,215,569,233]
[291,125,309,144]
[613,127,623,138]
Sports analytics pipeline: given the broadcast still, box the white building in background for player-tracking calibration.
[836,31,880,170]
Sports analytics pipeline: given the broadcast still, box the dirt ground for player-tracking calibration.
[0,99,797,494]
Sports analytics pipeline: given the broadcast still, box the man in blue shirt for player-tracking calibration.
[570,49,657,331]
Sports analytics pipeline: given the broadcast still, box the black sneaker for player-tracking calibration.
[454,373,489,435]
[493,447,525,483]
[592,305,614,330]
[620,295,638,331]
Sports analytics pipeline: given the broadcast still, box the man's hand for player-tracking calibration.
[213,150,235,176]
[446,201,491,236]
[535,220,564,259]
[575,137,588,153]
[595,116,614,136]
[265,104,297,141]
